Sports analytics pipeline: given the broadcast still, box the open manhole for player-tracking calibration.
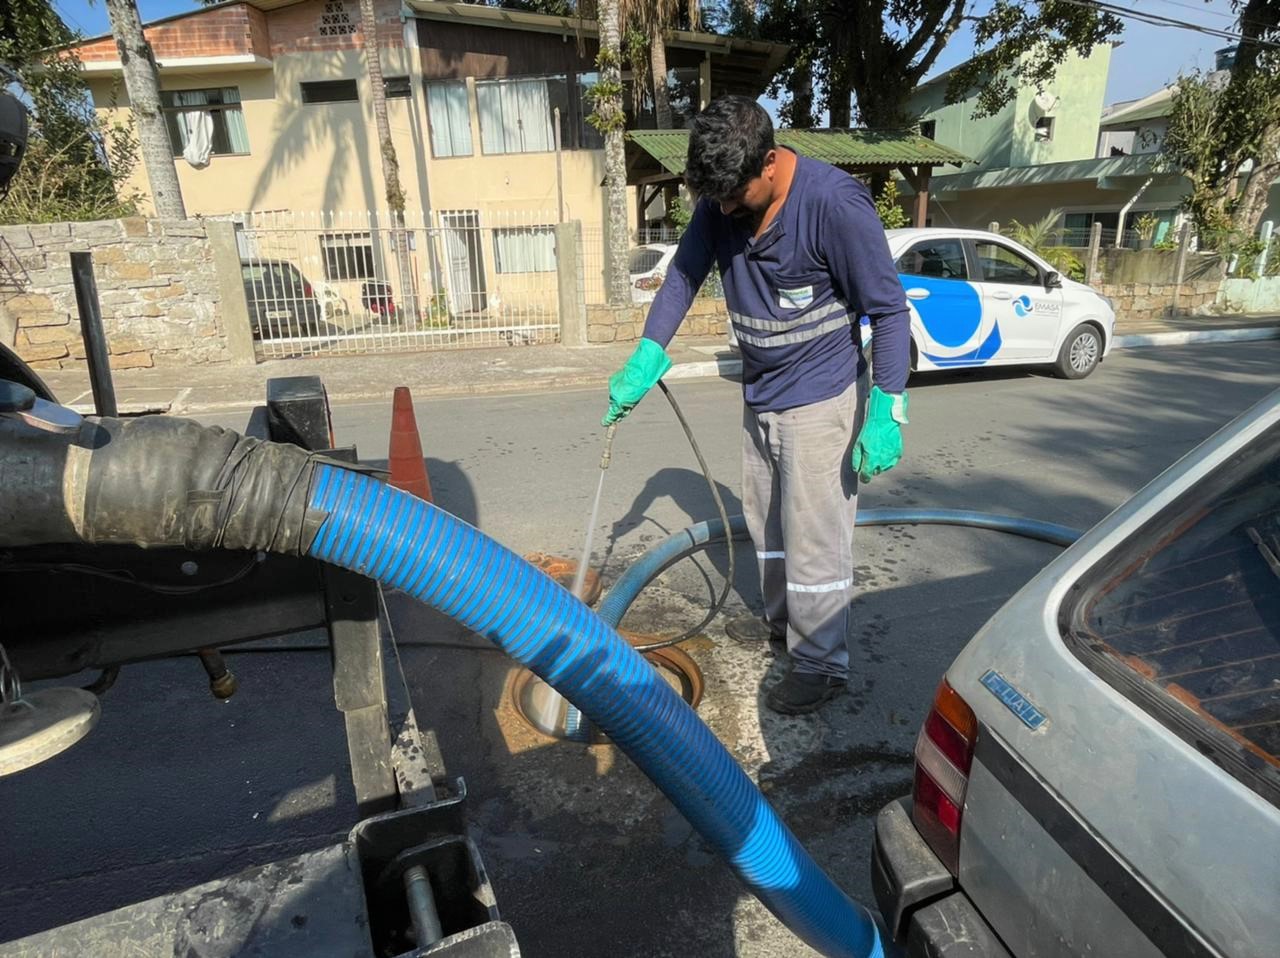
[522,553,602,606]
[509,632,704,743]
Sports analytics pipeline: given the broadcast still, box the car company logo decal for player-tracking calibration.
[980,670,1048,730]
[1013,295,1061,318]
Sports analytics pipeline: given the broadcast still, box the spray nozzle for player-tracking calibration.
[599,422,618,470]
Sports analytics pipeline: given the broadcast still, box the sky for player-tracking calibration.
[53,0,1243,110]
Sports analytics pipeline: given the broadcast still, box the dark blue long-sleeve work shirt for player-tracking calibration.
[642,151,911,412]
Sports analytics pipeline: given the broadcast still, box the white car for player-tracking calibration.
[886,228,1116,379]
[629,243,678,305]
[874,387,1280,957]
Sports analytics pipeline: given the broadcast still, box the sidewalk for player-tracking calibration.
[35,312,1280,416]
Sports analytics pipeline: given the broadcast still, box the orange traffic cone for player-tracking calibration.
[388,386,433,502]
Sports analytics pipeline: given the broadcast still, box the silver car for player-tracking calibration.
[873,387,1280,957]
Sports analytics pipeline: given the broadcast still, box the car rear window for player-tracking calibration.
[629,248,664,273]
[1065,421,1280,798]
[896,239,967,280]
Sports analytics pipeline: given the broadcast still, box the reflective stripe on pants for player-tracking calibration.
[741,376,868,678]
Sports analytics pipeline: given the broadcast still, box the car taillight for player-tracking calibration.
[303,282,314,298]
[912,678,977,875]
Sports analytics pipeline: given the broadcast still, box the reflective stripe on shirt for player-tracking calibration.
[733,311,852,348]
[729,298,848,333]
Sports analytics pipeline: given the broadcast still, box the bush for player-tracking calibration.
[874,180,910,230]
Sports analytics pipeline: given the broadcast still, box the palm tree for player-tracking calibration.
[595,0,631,304]
[103,0,185,217]
[356,0,417,317]
[622,0,700,130]
[1004,210,1085,281]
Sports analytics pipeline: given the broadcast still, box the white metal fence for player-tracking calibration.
[1060,226,1142,250]
[235,209,563,359]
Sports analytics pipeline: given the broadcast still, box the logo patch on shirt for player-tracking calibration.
[777,285,814,310]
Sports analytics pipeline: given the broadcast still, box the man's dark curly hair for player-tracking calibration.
[684,95,775,201]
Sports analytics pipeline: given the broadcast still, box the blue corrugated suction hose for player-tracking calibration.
[597,509,1082,636]
[305,464,884,958]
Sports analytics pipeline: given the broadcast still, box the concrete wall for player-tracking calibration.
[1094,249,1223,286]
[910,45,1112,172]
[1217,277,1280,314]
[0,218,254,371]
[1083,250,1224,323]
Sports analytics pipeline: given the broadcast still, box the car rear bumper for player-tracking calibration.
[872,797,1013,957]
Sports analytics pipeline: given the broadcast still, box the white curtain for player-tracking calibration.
[477,78,554,154]
[182,110,213,167]
[170,88,249,158]
[495,228,556,273]
[427,82,472,157]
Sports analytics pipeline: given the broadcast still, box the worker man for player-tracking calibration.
[602,96,911,715]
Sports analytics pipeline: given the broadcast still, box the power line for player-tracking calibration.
[1135,0,1280,35]
[1138,0,1236,21]
[52,0,89,37]
[1048,0,1280,49]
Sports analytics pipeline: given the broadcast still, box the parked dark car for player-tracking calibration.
[241,259,327,340]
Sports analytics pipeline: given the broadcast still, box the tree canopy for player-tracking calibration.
[0,0,140,223]
[709,0,1122,129]
[1162,0,1280,246]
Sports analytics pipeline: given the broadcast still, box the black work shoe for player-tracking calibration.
[765,671,846,715]
[725,615,787,656]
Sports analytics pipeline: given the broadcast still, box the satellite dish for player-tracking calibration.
[1032,92,1059,116]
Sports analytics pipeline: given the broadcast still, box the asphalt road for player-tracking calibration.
[2,340,1277,955]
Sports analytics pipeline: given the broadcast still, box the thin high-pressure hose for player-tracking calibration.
[633,381,735,653]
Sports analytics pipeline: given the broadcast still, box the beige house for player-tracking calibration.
[71,1,784,339]
[74,0,785,221]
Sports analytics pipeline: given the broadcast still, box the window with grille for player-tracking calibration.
[318,0,355,37]
[301,79,359,104]
[320,232,376,281]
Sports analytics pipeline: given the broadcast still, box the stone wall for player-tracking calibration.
[586,297,728,344]
[1097,279,1223,325]
[0,217,254,371]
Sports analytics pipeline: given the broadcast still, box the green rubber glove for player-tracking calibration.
[851,386,909,483]
[602,338,673,426]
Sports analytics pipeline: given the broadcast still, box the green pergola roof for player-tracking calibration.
[626,129,971,183]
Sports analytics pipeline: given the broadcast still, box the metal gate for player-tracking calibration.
[235,210,562,359]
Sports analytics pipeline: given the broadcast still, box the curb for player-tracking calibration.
[1112,326,1280,349]
[665,358,742,381]
[56,326,1279,415]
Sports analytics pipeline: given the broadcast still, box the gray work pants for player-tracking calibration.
[741,376,868,678]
